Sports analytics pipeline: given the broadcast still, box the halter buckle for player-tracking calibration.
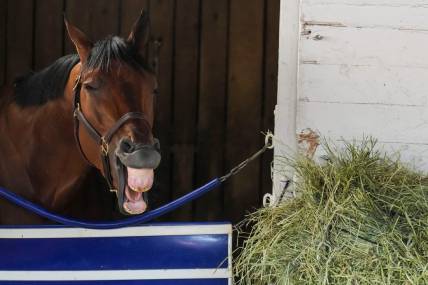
[101,137,109,156]
[73,103,80,117]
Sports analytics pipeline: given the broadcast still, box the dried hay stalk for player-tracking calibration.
[235,138,428,285]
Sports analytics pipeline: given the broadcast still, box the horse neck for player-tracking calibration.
[0,71,90,211]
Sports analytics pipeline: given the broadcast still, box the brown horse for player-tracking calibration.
[0,12,161,224]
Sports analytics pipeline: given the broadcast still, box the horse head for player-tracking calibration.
[65,11,161,215]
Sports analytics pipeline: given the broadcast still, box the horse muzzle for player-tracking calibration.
[114,138,161,215]
[115,138,161,169]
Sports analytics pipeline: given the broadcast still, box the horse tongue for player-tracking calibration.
[123,186,147,214]
[125,186,142,201]
[124,167,153,214]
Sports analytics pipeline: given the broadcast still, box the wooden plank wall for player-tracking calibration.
[0,0,279,223]
[295,0,428,170]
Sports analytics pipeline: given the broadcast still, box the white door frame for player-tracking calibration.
[272,0,301,202]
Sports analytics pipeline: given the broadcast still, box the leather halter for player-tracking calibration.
[72,74,148,193]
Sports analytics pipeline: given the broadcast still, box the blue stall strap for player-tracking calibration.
[0,178,222,229]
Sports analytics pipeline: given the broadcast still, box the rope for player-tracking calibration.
[0,133,274,229]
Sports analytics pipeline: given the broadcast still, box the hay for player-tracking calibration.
[235,139,428,285]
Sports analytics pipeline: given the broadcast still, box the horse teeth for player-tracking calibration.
[128,185,151,193]
[124,204,130,213]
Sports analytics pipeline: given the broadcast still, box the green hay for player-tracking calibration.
[235,138,428,285]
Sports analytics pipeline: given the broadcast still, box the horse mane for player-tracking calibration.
[13,54,80,107]
[13,36,149,107]
[84,36,149,73]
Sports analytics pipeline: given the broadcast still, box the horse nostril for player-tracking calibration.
[120,139,134,154]
[116,137,162,169]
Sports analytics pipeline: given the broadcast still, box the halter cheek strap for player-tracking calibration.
[72,75,149,193]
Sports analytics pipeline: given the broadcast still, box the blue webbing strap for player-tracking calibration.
[0,133,273,229]
[0,178,221,229]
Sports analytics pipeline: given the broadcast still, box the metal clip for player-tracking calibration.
[101,137,109,156]
[73,103,80,117]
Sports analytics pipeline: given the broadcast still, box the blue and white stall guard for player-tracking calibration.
[0,222,232,284]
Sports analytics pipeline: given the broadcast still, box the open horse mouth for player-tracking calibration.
[114,138,161,215]
[123,167,154,214]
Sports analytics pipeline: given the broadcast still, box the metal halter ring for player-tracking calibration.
[101,137,109,156]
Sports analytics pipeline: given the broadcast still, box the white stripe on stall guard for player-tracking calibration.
[228,231,233,285]
[0,224,231,239]
[0,268,230,281]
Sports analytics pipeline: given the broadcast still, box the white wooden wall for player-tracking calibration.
[273,0,428,200]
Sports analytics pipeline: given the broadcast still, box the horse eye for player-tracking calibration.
[153,89,159,96]
[84,83,98,91]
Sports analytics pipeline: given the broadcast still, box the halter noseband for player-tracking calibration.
[72,74,148,193]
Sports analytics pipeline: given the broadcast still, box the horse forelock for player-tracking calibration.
[82,36,150,74]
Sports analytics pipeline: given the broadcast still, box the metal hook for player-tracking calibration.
[265,132,274,149]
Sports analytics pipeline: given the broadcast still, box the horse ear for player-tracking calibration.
[64,17,93,64]
[127,10,150,56]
